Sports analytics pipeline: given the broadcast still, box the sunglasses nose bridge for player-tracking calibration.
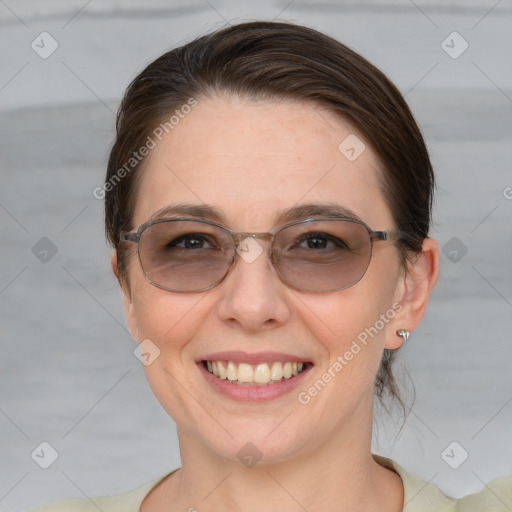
[231,231,274,248]
[229,232,278,275]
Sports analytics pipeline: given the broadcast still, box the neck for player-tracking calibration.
[163,410,403,512]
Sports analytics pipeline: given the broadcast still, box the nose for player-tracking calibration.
[215,238,292,333]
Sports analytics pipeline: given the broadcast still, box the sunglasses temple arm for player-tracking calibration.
[120,232,138,244]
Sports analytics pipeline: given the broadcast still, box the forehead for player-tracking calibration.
[132,95,392,231]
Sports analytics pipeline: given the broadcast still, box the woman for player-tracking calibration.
[32,20,511,512]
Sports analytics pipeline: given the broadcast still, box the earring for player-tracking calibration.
[396,329,410,342]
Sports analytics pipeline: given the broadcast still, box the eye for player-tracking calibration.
[298,233,348,250]
[167,234,218,250]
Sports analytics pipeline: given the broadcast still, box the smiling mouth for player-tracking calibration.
[202,360,312,386]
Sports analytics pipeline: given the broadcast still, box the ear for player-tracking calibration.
[385,238,440,349]
[111,249,139,340]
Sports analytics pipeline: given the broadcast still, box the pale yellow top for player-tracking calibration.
[29,455,512,512]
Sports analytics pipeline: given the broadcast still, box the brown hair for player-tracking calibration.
[105,20,434,411]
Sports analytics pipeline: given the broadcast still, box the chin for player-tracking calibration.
[204,418,314,467]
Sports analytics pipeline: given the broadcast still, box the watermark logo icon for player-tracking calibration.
[338,134,366,162]
[236,237,263,264]
[32,237,58,263]
[31,32,59,59]
[134,339,161,366]
[441,441,469,469]
[237,442,262,467]
[31,441,59,469]
[442,236,468,263]
[441,32,468,59]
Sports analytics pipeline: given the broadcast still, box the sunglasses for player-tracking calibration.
[120,217,408,293]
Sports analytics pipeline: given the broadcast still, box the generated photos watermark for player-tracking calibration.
[93,97,198,200]
[297,301,402,405]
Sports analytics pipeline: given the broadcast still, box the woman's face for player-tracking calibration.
[120,95,409,464]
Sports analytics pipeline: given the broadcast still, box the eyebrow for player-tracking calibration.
[149,202,364,227]
[274,203,363,225]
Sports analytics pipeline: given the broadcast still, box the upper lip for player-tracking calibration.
[199,351,312,365]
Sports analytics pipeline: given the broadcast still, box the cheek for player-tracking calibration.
[126,258,206,365]
[131,289,211,418]
[291,292,395,421]
[132,289,206,350]
[312,256,401,381]
[319,295,387,366]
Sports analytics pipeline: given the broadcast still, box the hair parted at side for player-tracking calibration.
[105,20,434,412]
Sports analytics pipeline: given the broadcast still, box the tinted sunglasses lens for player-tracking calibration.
[273,220,372,292]
[138,221,233,292]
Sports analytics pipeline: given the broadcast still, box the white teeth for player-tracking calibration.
[217,361,227,380]
[226,361,237,381]
[237,363,254,383]
[270,362,283,380]
[204,360,307,385]
[254,363,271,383]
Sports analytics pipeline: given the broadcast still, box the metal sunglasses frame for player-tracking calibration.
[120,216,412,293]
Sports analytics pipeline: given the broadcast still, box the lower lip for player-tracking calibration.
[198,362,313,402]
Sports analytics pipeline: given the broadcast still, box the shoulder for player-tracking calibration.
[28,498,96,512]
[453,476,512,511]
[374,454,512,512]
[28,471,175,512]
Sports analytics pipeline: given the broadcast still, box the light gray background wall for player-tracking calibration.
[1,1,511,510]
